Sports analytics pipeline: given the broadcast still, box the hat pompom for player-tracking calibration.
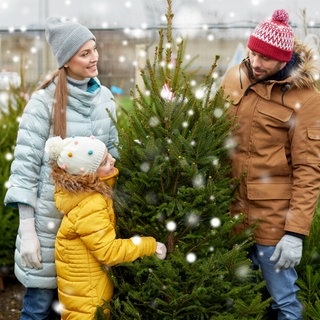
[272,9,289,25]
[45,136,65,161]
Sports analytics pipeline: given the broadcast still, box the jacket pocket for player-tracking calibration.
[257,103,293,122]
[308,128,320,140]
[247,183,292,200]
[307,127,320,164]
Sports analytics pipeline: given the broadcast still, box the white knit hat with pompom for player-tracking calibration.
[45,136,106,176]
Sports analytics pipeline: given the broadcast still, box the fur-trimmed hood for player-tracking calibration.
[289,39,320,89]
[51,165,116,202]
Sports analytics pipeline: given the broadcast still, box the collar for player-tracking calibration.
[265,52,299,82]
[67,76,90,91]
[87,78,100,93]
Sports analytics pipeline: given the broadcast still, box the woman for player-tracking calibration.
[4,17,118,319]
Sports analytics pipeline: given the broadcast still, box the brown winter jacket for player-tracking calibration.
[221,41,320,246]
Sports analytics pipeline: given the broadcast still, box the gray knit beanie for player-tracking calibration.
[45,17,96,69]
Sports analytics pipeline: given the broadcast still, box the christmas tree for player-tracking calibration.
[104,1,270,319]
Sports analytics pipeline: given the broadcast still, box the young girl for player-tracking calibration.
[4,17,118,319]
[45,135,167,319]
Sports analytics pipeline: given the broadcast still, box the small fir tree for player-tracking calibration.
[103,1,270,318]
[296,209,320,319]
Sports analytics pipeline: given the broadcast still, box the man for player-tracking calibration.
[221,9,320,320]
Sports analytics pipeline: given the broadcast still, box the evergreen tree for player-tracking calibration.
[296,209,320,319]
[105,1,270,318]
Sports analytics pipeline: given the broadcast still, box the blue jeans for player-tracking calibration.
[250,244,303,320]
[20,288,59,320]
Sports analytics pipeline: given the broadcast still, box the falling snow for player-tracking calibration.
[186,211,200,227]
[1,1,320,318]
[192,174,205,188]
[140,162,151,172]
[186,252,197,263]
[235,264,251,280]
[210,217,221,228]
[131,235,142,245]
[5,152,13,161]
[166,220,177,232]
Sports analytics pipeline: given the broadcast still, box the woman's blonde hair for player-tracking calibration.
[36,68,68,138]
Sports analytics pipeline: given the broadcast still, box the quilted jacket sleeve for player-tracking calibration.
[74,194,157,267]
[4,90,52,209]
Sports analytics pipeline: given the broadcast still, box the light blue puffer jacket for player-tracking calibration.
[4,77,118,289]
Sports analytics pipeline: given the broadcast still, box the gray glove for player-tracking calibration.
[270,234,302,269]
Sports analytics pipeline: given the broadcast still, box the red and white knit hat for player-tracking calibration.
[247,9,294,62]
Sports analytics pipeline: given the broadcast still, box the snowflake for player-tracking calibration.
[5,152,13,161]
[149,116,160,127]
[131,235,142,245]
[210,217,221,228]
[166,220,176,232]
[186,211,200,227]
[235,264,251,280]
[192,174,204,188]
[140,162,150,172]
[47,221,56,230]
[186,252,197,263]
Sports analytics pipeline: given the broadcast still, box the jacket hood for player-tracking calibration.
[100,167,119,188]
[51,165,115,215]
[289,40,320,89]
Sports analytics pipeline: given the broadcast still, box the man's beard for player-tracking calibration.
[245,59,263,81]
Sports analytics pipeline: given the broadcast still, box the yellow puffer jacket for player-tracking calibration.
[54,186,156,319]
